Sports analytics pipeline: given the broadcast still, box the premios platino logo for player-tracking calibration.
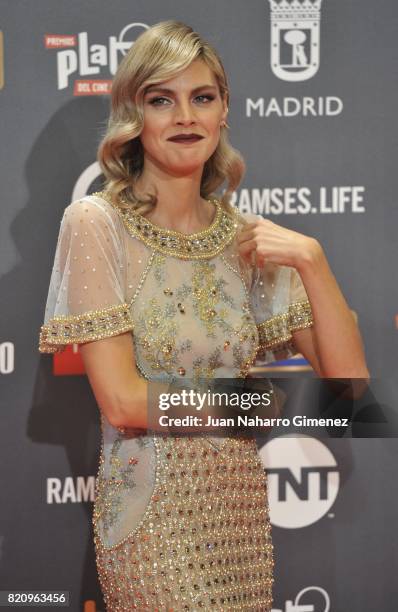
[44,23,149,94]
[268,0,323,82]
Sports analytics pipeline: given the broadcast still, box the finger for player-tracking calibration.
[236,233,253,246]
[239,251,253,266]
[237,238,258,257]
[237,247,254,266]
[256,252,265,268]
[241,249,262,268]
[241,223,259,229]
[236,225,258,244]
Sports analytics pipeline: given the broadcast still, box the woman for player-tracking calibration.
[39,20,369,611]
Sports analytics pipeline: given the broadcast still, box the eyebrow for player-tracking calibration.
[144,84,218,96]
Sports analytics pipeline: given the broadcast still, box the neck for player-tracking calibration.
[134,160,215,234]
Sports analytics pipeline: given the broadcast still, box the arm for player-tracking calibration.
[237,217,369,379]
[292,241,369,378]
[79,331,149,429]
[39,197,154,429]
[291,327,323,377]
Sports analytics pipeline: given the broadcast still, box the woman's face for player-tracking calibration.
[139,59,228,177]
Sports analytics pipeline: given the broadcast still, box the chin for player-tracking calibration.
[166,161,205,176]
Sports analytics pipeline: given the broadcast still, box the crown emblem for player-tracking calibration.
[267,0,323,82]
[269,0,322,12]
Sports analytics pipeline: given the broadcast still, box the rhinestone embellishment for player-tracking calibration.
[92,191,239,260]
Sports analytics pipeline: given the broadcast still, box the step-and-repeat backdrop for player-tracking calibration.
[1,1,397,611]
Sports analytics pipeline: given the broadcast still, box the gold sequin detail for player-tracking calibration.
[191,261,230,336]
[92,190,239,260]
[135,295,193,374]
[257,299,313,350]
[94,437,139,535]
[93,436,274,610]
[218,253,260,378]
[38,303,134,353]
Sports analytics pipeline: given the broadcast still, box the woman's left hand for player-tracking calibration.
[236,217,322,271]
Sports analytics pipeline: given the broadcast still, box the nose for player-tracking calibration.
[174,99,196,125]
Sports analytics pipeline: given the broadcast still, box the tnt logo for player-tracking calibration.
[260,434,339,528]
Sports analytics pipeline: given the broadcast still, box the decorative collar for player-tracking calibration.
[91,190,239,260]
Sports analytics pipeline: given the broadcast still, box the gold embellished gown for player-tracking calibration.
[39,191,313,611]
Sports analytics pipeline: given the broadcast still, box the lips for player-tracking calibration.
[167,134,204,143]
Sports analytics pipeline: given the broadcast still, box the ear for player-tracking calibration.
[221,94,228,122]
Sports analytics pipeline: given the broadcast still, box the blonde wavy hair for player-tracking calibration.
[97,20,245,217]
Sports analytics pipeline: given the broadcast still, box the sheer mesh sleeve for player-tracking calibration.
[250,263,314,363]
[240,212,314,363]
[38,197,134,353]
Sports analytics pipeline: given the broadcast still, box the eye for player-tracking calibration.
[195,94,215,103]
[147,94,216,106]
[148,96,170,106]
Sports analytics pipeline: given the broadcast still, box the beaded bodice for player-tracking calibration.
[83,191,260,384]
[129,252,259,382]
[39,191,313,367]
